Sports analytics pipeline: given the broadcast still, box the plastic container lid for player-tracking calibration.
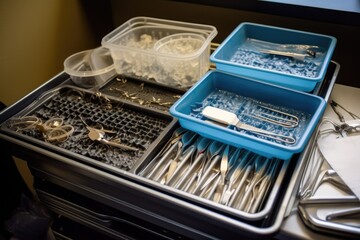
[154,33,206,56]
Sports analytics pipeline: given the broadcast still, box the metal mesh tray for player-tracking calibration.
[1,85,175,171]
[100,75,186,112]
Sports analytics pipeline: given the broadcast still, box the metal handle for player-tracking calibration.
[101,139,138,151]
[260,49,306,61]
[238,122,296,144]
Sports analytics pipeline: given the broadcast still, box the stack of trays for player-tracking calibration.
[170,22,336,160]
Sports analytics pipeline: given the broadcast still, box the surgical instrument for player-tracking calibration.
[244,104,299,128]
[202,106,296,144]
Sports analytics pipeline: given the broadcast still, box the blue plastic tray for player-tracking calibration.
[170,71,326,160]
[210,22,336,92]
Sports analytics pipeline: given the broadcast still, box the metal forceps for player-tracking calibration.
[9,116,74,142]
[330,100,360,122]
[138,127,186,177]
[319,117,360,137]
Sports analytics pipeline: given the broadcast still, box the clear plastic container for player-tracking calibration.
[64,47,116,88]
[101,17,217,88]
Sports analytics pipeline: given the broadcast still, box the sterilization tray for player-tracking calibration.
[0,61,340,238]
[170,70,326,160]
[1,85,175,171]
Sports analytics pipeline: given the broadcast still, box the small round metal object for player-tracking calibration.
[88,129,104,141]
[87,129,138,151]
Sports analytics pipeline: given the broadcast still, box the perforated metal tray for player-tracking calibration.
[0,61,340,238]
[1,85,175,171]
[131,127,290,222]
[100,76,186,112]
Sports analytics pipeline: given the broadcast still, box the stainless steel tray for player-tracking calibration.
[131,128,289,221]
[0,61,340,238]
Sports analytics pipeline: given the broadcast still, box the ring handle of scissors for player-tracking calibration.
[44,118,64,129]
[10,116,42,130]
[46,125,74,142]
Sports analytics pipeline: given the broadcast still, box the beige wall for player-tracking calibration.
[1,0,358,104]
[0,0,99,106]
[0,0,102,195]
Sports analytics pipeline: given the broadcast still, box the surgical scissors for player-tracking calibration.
[9,116,74,142]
